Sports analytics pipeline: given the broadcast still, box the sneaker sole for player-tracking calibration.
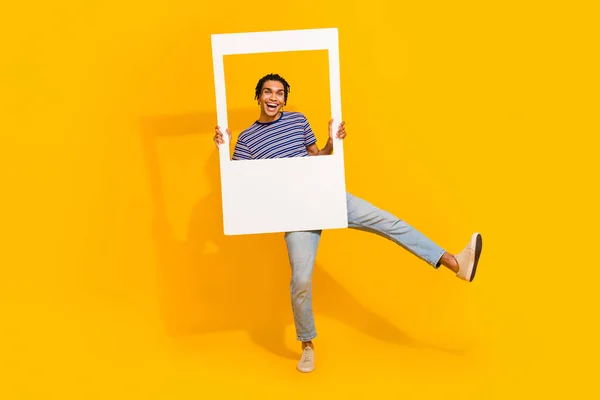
[469,233,483,282]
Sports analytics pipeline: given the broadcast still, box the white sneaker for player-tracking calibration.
[297,346,315,373]
[455,232,483,282]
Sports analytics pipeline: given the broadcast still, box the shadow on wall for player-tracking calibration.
[139,108,465,360]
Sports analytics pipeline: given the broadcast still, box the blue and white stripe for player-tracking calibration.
[232,112,317,160]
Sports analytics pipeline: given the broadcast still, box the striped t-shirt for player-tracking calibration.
[232,111,317,160]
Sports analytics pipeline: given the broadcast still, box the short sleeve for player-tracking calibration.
[232,137,252,160]
[302,116,317,147]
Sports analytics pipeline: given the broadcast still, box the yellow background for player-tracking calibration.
[2,1,598,398]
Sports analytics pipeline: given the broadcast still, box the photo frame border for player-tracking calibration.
[211,28,348,235]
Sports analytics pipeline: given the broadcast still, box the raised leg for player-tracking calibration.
[345,192,447,269]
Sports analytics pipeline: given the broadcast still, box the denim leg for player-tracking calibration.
[346,192,446,268]
[284,230,321,341]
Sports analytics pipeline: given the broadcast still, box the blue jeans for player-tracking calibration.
[283,192,446,341]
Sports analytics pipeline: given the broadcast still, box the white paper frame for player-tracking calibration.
[211,28,348,235]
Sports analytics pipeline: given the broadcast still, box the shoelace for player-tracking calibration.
[301,348,313,363]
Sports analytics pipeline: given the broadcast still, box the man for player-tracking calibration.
[213,73,483,373]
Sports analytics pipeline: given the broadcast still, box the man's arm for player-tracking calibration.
[306,138,334,156]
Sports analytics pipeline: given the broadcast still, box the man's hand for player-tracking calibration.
[307,119,347,156]
[214,126,232,148]
[328,119,347,140]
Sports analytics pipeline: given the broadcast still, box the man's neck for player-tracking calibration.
[257,111,282,123]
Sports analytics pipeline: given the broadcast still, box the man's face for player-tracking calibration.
[258,80,285,118]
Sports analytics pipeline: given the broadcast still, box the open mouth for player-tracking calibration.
[266,103,278,111]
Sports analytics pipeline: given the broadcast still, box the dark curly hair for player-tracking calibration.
[254,73,291,105]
